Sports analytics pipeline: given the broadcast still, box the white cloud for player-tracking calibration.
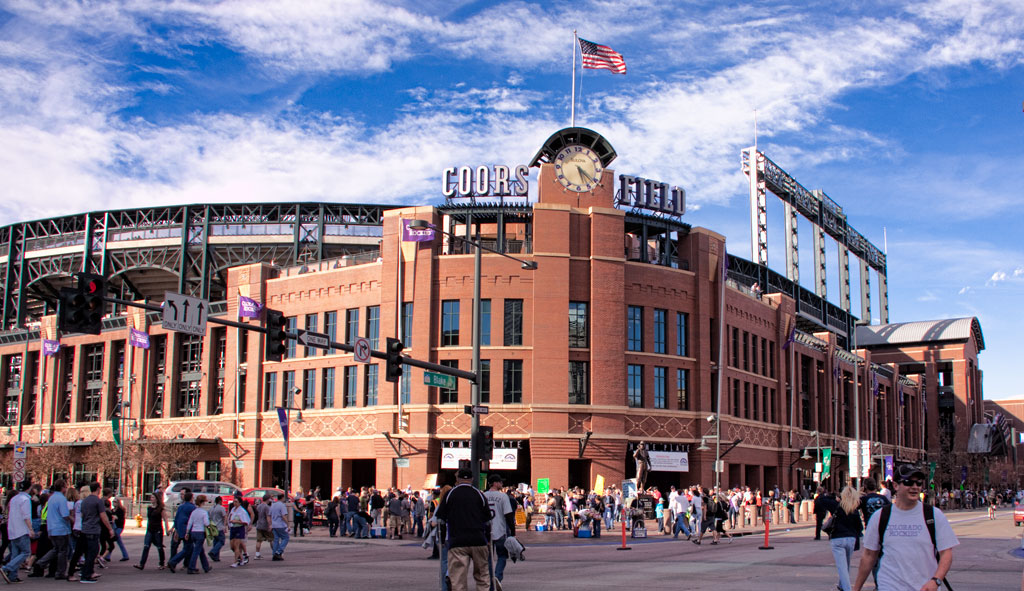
[988,271,1008,285]
[958,286,971,295]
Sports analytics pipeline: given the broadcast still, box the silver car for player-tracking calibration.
[162,480,241,514]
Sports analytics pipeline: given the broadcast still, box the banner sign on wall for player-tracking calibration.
[648,450,690,472]
[441,446,519,470]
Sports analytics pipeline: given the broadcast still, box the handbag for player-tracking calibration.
[205,523,219,544]
[822,512,835,537]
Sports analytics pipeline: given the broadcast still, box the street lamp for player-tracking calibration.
[408,219,537,488]
[278,386,303,495]
[808,430,821,482]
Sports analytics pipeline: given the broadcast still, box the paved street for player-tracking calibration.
[27,508,1023,590]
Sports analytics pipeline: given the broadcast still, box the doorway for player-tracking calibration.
[351,459,376,489]
[309,460,332,499]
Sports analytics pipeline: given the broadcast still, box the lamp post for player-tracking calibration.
[278,386,304,496]
[408,219,537,488]
[807,430,821,482]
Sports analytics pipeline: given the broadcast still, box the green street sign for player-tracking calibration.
[537,478,550,494]
[424,371,457,389]
[822,448,832,477]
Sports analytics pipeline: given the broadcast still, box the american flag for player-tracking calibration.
[579,38,626,74]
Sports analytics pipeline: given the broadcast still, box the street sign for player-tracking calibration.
[13,458,25,471]
[13,469,24,483]
[463,405,489,415]
[13,442,26,459]
[424,371,457,389]
[395,458,410,468]
[234,460,244,469]
[352,336,372,363]
[297,329,331,350]
[162,292,209,336]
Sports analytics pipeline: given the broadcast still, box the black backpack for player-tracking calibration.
[876,503,952,590]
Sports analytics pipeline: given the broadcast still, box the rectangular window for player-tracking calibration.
[401,303,413,348]
[285,316,297,359]
[177,381,201,417]
[769,341,776,378]
[400,372,410,405]
[441,300,460,346]
[365,365,378,406]
[676,368,689,410]
[503,299,523,346]
[237,373,247,414]
[366,305,380,349]
[480,360,490,403]
[742,332,749,371]
[503,360,523,404]
[653,367,667,409]
[480,300,491,346]
[205,460,221,482]
[440,360,458,404]
[263,372,277,411]
[627,306,643,351]
[568,302,588,348]
[653,309,667,354]
[676,312,688,357]
[569,361,589,404]
[731,327,739,367]
[148,336,165,418]
[743,382,750,419]
[303,369,316,409]
[304,314,318,357]
[627,364,643,407]
[321,368,335,408]
[343,366,358,407]
[282,370,296,407]
[752,336,759,374]
[752,384,759,420]
[345,308,360,344]
[761,337,768,376]
[325,311,338,355]
[732,379,741,416]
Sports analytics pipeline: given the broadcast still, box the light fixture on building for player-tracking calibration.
[800,449,812,461]
[696,437,711,452]
[295,411,304,424]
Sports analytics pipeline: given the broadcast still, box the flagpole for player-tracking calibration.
[571,30,577,127]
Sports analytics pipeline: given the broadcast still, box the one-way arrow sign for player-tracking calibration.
[296,329,330,350]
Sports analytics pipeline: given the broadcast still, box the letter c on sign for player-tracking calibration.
[442,167,456,197]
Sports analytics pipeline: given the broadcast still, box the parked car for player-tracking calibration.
[1014,503,1024,526]
[242,487,285,502]
[163,480,241,513]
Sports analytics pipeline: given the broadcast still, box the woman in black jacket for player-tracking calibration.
[824,485,863,591]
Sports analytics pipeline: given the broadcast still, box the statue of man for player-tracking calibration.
[634,442,651,492]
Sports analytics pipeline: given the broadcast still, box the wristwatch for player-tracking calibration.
[931,577,943,586]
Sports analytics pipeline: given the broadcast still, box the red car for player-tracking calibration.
[242,487,285,502]
[1014,503,1024,526]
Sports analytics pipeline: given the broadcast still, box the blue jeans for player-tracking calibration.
[2,534,31,580]
[351,514,369,538]
[168,532,194,568]
[108,526,129,559]
[139,530,165,567]
[603,507,614,530]
[340,511,351,535]
[493,535,509,582]
[208,531,225,560]
[271,527,289,556]
[187,531,209,572]
[831,536,856,591]
[673,515,692,538]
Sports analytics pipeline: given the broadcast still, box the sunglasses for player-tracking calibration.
[898,478,924,487]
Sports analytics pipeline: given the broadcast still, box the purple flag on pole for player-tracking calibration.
[129,328,150,349]
[781,322,797,350]
[238,295,263,319]
[402,219,435,242]
[42,339,60,357]
[277,407,289,442]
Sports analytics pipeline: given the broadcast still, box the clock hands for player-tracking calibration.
[576,165,595,185]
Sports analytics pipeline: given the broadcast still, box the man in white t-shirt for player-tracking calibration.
[853,465,958,591]
[671,491,691,539]
[483,475,516,589]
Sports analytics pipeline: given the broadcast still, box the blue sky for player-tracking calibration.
[0,0,1021,399]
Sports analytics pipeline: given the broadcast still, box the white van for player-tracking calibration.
[162,480,241,514]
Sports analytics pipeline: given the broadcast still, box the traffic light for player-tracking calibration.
[57,273,106,335]
[385,337,404,382]
[265,309,288,362]
[476,425,494,461]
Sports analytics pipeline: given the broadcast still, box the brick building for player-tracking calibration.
[0,128,944,496]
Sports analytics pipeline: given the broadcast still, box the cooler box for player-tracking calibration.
[535,524,548,532]
[370,526,387,538]
[577,527,592,538]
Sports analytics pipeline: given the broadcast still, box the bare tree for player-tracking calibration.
[83,442,120,484]
[29,445,73,484]
[143,442,201,484]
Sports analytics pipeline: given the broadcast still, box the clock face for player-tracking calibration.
[554,145,603,192]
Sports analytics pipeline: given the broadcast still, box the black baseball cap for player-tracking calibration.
[456,468,473,480]
[895,464,925,482]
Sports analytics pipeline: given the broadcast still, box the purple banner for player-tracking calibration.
[42,339,60,357]
[277,407,289,442]
[401,219,435,242]
[883,455,894,481]
[238,295,263,319]
[129,328,150,349]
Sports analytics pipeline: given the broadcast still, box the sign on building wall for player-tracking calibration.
[648,450,689,472]
[441,446,518,470]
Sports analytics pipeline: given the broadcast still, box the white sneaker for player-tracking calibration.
[254,553,262,560]
[230,561,241,568]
